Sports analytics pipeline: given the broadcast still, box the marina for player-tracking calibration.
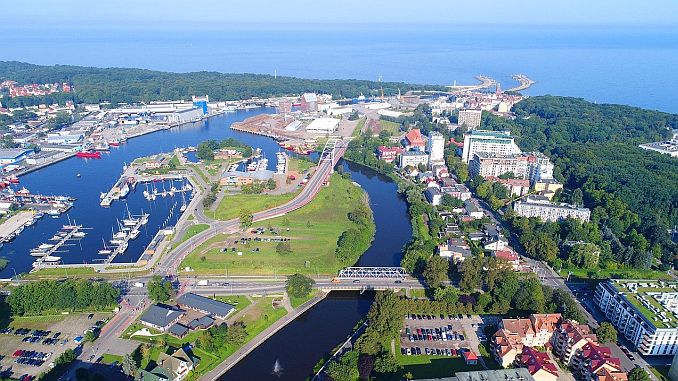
[95,212,149,264]
[31,223,91,268]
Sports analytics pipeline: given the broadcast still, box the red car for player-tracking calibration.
[12,350,23,357]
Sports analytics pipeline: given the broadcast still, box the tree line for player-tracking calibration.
[7,279,119,316]
[0,61,446,104]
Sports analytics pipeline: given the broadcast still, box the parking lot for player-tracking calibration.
[0,312,111,380]
[400,313,485,357]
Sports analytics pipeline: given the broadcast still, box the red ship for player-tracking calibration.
[76,150,102,159]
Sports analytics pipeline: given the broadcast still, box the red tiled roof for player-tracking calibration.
[518,347,558,377]
[405,129,425,146]
[494,250,518,261]
[463,351,478,360]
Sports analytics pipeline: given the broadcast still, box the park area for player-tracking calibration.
[181,173,374,276]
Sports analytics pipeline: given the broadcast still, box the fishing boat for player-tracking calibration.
[108,139,121,147]
[75,150,102,159]
[94,141,110,151]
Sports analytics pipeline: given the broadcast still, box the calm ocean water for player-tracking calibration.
[1,24,677,112]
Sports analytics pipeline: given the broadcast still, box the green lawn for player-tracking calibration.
[379,120,401,135]
[215,295,251,312]
[173,224,210,249]
[352,118,366,137]
[188,164,210,184]
[206,191,299,221]
[560,267,672,281]
[100,353,124,365]
[375,352,485,381]
[287,157,314,173]
[290,290,320,309]
[10,314,66,329]
[26,267,96,278]
[649,366,670,381]
[182,173,374,276]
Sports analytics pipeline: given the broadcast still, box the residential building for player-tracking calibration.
[458,109,482,129]
[300,93,318,112]
[462,350,479,365]
[533,179,563,200]
[464,200,484,219]
[492,249,520,269]
[469,152,553,183]
[492,314,561,367]
[424,187,443,206]
[571,343,624,381]
[486,177,530,197]
[437,237,472,265]
[427,131,445,165]
[399,151,429,168]
[514,195,591,223]
[140,348,197,381]
[140,305,185,332]
[376,146,404,163]
[449,369,536,381]
[552,320,598,365]
[431,164,449,179]
[594,280,678,355]
[306,117,339,134]
[529,152,555,183]
[176,293,235,319]
[405,129,426,151]
[441,183,472,201]
[461,130,521,164]
[514,347,559,381]
[0,148,32,165]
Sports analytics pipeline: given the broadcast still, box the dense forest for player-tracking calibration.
[0,61,446,104]
[480,96,678,268]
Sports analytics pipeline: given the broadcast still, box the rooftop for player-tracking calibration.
[177,293,235,318]
[140,304,184,328]
[605,280,678,329]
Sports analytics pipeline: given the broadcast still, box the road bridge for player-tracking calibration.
[337,266,407,280]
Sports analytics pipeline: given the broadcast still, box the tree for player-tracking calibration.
[441,194,464,209]
[628,368,650,381]
[571,188,584,207]
[147,275,173,303]
[55,349,77,365]
[226,321,247,346]
[433,286,459,304]
[423,256,449,288]
[239,209,253,229]
[121,354,139,379]
[513,277,546,313]
[276,241,292,255]
[84,329,97,343]
[286,273,315,298]
[326,351,360,381]
[266,178,276,190]
[357,354,375,380]
[595,322,618,343]
[460,257,482,292]
[374,351,400,374]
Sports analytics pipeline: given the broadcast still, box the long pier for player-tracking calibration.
[100,165,136,207]
[506,74,535,92]
[32,225,89,268]
[447,75,497,94]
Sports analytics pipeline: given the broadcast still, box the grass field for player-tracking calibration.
[182,173,374,276]
[379,120,401,135]
[100,353,124,365]
[352,118,366,137]
[9,314,66,329]
[206,190,299,221]
[560,267,672,281]
[173,224,210,249]
[287,157,314,173]
[290,290,320,309]
[215,295,251,312]
[374,352,485,380]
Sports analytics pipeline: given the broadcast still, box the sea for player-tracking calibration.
[1,24,678,113]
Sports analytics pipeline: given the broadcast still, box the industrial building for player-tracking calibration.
[595,280,678,356]
[306,117,339,134]
[167,108,204,124]
[0,148,32,165]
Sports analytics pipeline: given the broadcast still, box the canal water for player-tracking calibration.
[2,108,414,380]
[217,164,412,380]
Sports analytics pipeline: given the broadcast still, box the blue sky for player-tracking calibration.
[6,0,678,27]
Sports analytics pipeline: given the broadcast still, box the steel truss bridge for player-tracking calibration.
[337,267,408,280]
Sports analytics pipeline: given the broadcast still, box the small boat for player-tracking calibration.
[116,241,129,253]
[30,249,48,257]
[109,139,121,147]
[129,229,140,240]
[38,243,54,250]
[72,231,86,238]
[76,150,102,159]
[99,238,112,255]
[49,234,62,241]
[100,192,106,200]
[16,187,30,196]
[76,173,81,178]
[47,209,60,216]
[7,176,19,184]
[110,238,125,245]
[94,141,110,151]
[119,183,130,199]
[41,255,61,263]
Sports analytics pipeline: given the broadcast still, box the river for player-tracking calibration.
[2,109,413,380]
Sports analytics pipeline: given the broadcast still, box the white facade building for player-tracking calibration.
[595,280,678,356]
[399,151,429,168]
[462,130,521,164]
[427,131,445,166]
[514,195,591,222]
[306,118,339,134]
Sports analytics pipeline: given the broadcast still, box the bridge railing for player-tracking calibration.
[337,267,407,280]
